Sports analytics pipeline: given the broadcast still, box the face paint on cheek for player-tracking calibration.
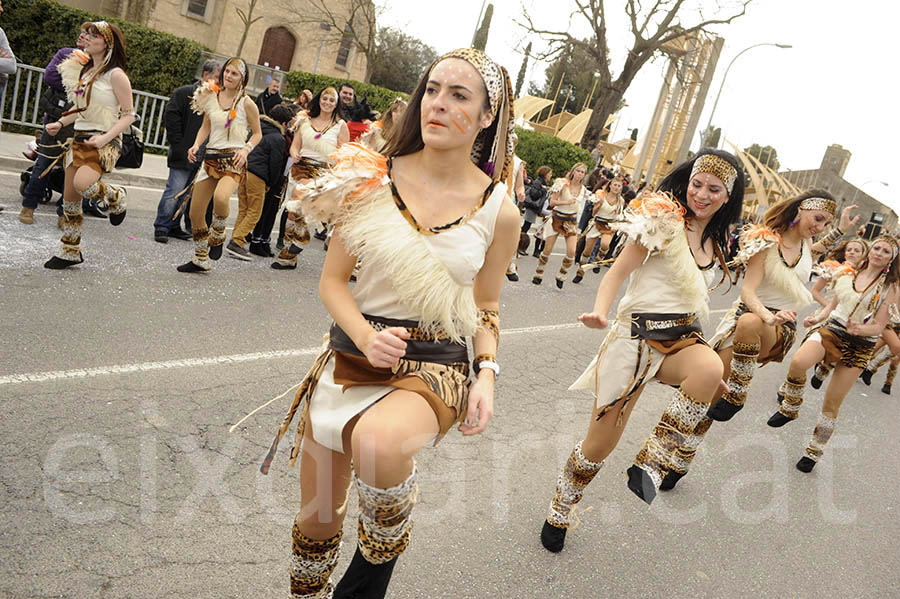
[452,120,466,134]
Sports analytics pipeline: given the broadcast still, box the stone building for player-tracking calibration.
[781,144,896,238]
[58,0,369,83]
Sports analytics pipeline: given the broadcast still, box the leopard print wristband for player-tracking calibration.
[478,309,500,346]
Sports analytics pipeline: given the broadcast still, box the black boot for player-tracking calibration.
[860,369,873,386]
[44,253,84,269]
[882,383,892,395]
[707,397,743,422]
[532,239,544,257]
[333,547,398,599]
[796,457,816,473]
[659,470,684,491]
[540,520,567,553]
[766,411,793,427]
[810,374,823,389]
[626,465,657,505]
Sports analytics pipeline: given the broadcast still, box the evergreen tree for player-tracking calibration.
[515,42,531,98]
[472,4,494,51]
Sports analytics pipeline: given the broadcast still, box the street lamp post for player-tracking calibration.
[702,42,792,148]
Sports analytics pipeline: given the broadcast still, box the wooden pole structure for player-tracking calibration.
[582,77,598,112]
[540,71,565,124]
[545,71,565,128]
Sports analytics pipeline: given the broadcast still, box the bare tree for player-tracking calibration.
[235,0,264,57]
[519,0,752,148]
[279,0,382,81]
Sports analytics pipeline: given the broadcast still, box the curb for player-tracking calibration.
[0,155,169,189]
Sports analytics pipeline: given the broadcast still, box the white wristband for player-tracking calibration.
[477,360,500,378]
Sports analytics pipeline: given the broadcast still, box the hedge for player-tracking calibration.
[2,0,206,96]
[284,72,407,114]
[515,127,593,180]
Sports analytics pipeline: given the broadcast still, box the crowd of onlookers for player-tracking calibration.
[9,19,387,262]
[3,10,655,273]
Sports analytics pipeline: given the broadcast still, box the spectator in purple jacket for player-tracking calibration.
[18,31,87,226]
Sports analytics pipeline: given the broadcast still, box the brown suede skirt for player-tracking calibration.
[67,135,120,175]
[551,212,579,238]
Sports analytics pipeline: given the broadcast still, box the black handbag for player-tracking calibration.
[116,125,144,169]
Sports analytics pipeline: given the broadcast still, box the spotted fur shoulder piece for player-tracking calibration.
[189,80,221,116]
[284,142,389,225]
[732,224,780,266]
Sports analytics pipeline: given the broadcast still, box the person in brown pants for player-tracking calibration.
[226,104,292,260]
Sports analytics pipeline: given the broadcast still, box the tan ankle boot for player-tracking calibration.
[19,207,34,224]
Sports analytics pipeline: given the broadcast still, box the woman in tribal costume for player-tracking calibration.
[177,57,262,273]
[659,191,856,490]
[44,21,135,269]
[767,235,900,472]
[808,238,868,388]
[260,49,519,598]
[274,87,350,269]
[572,177,625,284]
[532,163,593,289]
[360,97,407,153]
[540,149,743,553]
[859,321,900,394]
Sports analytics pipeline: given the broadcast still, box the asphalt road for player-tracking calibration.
[1,172,898,598]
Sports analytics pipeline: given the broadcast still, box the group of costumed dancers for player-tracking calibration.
[244,47,898,598]
[41,36,895,596]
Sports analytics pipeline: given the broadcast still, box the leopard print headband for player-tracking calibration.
[690,154,738,195]
[433,48,516,183]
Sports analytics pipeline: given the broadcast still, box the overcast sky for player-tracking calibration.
[380,0,898,210]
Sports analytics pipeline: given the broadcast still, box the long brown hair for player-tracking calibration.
[381,97,408,144]
[826,238,868,264]
[763,189,834,234]
[857,237,900,287]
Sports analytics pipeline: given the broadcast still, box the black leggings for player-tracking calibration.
[521,221,532,234]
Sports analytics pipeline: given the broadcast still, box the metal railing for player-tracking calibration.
[1,63,172,150]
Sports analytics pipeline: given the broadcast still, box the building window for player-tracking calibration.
[181,0,214,22]
[335,24,353,68]
[186,0,207,16]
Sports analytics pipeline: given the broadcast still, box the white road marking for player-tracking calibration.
[0,323,583,386]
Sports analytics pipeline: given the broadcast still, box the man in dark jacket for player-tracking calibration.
[255,77,283,117]
[153,59,220,243]
[225,104,292,261]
